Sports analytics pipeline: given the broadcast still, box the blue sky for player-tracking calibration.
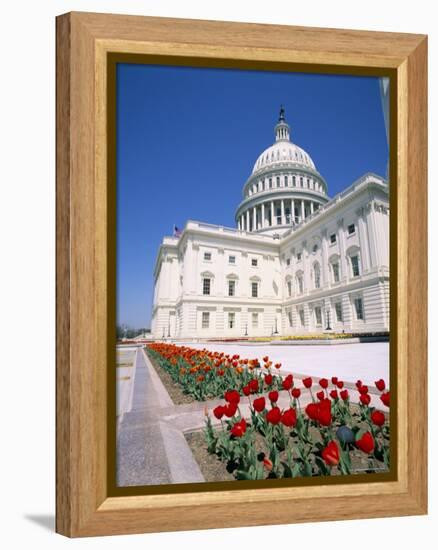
[116,63,388,329]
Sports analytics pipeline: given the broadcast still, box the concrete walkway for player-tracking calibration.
[116,349,204,487]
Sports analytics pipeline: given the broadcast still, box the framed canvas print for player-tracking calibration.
[56,12,428,537]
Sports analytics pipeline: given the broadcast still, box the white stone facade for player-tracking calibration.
[151,110,389,339]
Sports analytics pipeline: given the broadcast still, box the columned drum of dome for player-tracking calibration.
[235,108,329,236]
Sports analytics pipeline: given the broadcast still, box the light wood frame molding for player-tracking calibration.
[56,11,428,537]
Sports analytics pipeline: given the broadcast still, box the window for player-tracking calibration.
[330,233,337,244]
[296,252,302,261]
[276,176,280,187]
[315,306,322,326]
[351,255,360,277]
[332,262,340,283]
[252,312,258,328]
[284,175,288,186]
[229,255,236,264]
[297,275,304,294]
[312,244,318,253]
[354,297,364,320]
[251,282,258,298]
[299,309,305,326]
[286,258,290,266]
[228,312,235,329]
[203,252,211,261]
[292,175,296,186]
[347,223,355,235]
[251,258,258,267]
[202,278,211,295]
[269,178,272,188]
[201,311,210,328]
[314,265,321,289]
[287,280,292,297]
[228,279,236,297]
[288,311,293,327]
[335,302,343,322]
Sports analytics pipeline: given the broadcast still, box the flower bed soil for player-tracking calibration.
[147,352,195,405]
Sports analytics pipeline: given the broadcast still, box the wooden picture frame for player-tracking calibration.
[56,11,428,537]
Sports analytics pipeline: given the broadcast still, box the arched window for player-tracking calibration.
[285,276,292,297]
[295,271,304,295]
[313,262,321,289]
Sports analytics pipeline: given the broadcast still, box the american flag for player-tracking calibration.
[173,224,182,237]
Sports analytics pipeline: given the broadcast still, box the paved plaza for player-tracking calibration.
[180,341,389,386]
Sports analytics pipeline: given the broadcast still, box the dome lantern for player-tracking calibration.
[274,105,290,142]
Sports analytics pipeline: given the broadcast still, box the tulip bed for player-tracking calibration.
[146,342,284,401]
[204,377,390,480]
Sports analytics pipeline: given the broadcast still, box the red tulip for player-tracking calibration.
[336,380,344,389]
[319,378,329,389]
[291,388,301,399]
[306,399,331,425]
[230,418,247,437]
[224,390,240,405]
[242,385,251,396]
[331,377,338,385]
[268,390,279,403]
[253,396,266,412]
[281,408,297,427]
[356,431,375,454]
[318,399,332,426]
[380,392,390,407]
[371,410,385,427]
[224,402,238,417]
[263,356,269,363]
[303,377,313,388]
[274,363,282,369]
[249,378,259,393]
[358,385,369,395]
[330,389,338,400]
[340,389,349,401]
[316,390,325,401]
[360,394,371,406]
[264,373,273,386]
[282,374,293,391]
[322,440,340,466]
[356,380,363,389]
[266,407,282,424]
[213,405,224,420]
[305,402,319,421]
[375,379,386,392]
[263,457,273,471]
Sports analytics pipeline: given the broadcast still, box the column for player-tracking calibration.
[281,200,285,225]
[271,201,275,226]
[356,207,370,272]
[246,210,250,232]
[261,203,265,228]
[253,206,257,231]
[301,200,305,222]
[337,219,348,281]
[320,229,329,287]
[310,202,314,215]
[291,199,295,224]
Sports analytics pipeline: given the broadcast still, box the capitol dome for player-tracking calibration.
[252,140,316,174]
[235,107,329,236]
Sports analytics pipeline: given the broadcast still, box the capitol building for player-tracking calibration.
[150,107,389,339]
